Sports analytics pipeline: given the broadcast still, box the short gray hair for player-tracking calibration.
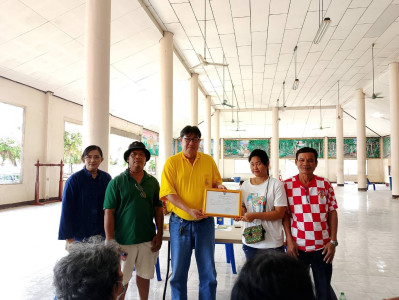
[53,236,120,300]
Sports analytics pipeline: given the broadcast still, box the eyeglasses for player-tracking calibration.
[84,155,101,161]
[183,137,201,144]
[135,183,146,198]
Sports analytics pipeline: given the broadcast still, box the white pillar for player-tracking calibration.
[324,136,329,179]
[43,91,53,200]
[356,88,367,191]
[190,73,199,126]
[336,105,344,186]
[213,110,220,167]
[159,32,174,176]
[389,62,399,198]
[204,95,211,155]
[221,138,225,178]
[83,0,111,171]
[271,107,279,179]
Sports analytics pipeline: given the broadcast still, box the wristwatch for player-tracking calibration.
[330,240,338,247]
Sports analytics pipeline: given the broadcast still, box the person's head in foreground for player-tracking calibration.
[231,251,316,300]
[53,236,125,300]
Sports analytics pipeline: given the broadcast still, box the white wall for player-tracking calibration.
[0,77,142,206]
[220,157,386,183]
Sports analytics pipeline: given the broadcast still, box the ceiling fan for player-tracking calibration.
[368,43,384,99]
[230,88,245,131]
[314,99,330,130]
[231,113,246,132]
[215,62,235,108]
[191,0,228,69]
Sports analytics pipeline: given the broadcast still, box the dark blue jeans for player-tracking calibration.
[298,249,336,300]
[242,244,285,261]
[169,213,217,300]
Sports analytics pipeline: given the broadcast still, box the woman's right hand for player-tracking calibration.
[235,206,246,222]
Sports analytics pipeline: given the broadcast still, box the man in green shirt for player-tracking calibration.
[104,141,163,300]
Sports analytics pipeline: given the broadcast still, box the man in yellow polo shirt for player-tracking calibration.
[160,125,225,300]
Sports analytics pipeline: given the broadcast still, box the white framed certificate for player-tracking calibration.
[203,188,242,218]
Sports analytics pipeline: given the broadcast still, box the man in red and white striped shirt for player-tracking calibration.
[283,147,338,300]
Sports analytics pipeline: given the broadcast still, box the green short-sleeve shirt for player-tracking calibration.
[104,170,162,245]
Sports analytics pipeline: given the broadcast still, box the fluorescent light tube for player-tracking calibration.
[292,79,299,90]
[313,17,331,44]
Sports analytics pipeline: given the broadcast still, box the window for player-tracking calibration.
[0,102,24,184]
[109,134,132,178]
[234,160,251,174]
[64,122,83,177]
[285,160,298,179]
[344,160,368,176]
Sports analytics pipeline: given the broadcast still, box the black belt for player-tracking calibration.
[171,212,209,223]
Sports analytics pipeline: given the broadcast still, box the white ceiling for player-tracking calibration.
[0,0,398,139]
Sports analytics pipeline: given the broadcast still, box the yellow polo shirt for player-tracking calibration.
[160,151,222,220]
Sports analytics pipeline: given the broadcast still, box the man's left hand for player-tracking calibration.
[322,242,336,263]
[217,184,227,190]
[151,233,162,252]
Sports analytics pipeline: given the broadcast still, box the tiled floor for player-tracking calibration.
[0,183,398,300]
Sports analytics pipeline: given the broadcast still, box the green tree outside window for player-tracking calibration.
[0,137,21,166]
[64,131,82,173]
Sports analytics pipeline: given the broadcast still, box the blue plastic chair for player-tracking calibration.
[215,217,237,274]
[155,257,161,281]
[367,178,376,190]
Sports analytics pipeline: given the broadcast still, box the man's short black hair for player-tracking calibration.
[295,147,318,161]
[180,125,202,138]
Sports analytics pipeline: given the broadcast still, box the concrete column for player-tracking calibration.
[159,32,174,176]
[336,105,344,186]
[43,91,53,200]
[174,138,178,154]
[356,88,367,191]
[324,136,329,179]
[271,107,279,179]
[190,73,199,126]
[83,0,111,171]
[213,110,220,167]
[389,62,399,198]
[221,138,225,178]
[204,95,211,155]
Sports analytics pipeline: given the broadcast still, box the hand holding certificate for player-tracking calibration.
[202,188,242,218]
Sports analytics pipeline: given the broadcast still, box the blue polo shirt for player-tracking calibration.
[58,167,112,241]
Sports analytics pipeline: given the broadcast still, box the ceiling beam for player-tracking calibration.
[139,0,208,98]
[217,105,337,113]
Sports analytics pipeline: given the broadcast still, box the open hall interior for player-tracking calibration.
[0,184,398,299]
[1,0,399,299]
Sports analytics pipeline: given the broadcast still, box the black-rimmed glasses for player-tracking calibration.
[135,183,146,198]
[84,155,101,161]
[183,137,201,144]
